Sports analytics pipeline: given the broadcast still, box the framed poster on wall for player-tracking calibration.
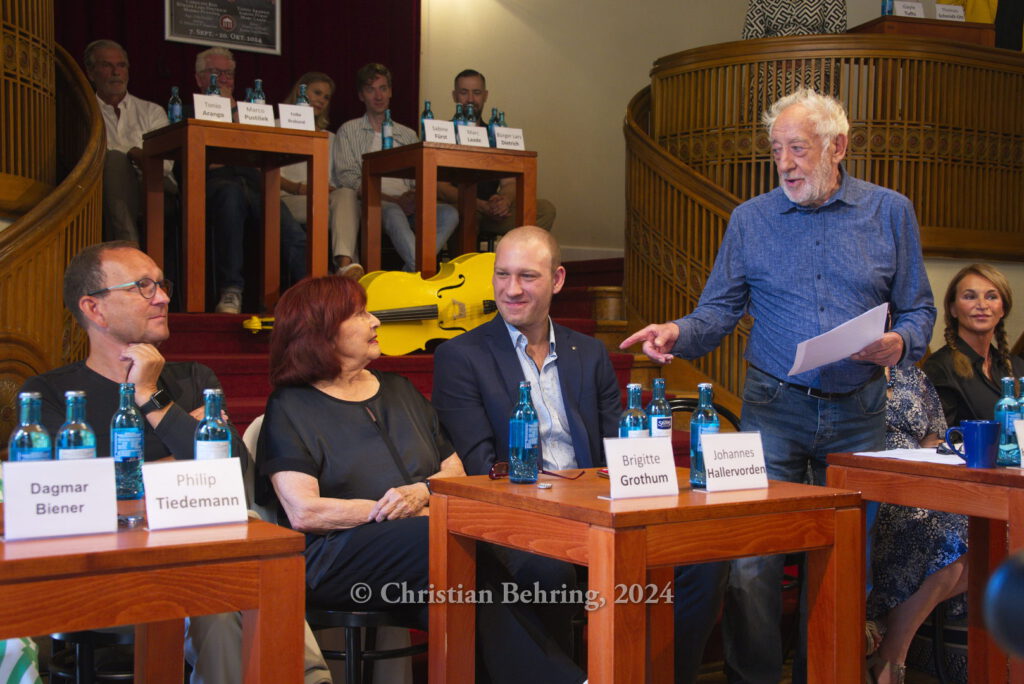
[165,0,281,55]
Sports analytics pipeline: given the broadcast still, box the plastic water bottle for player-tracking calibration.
[995,377,1020,466]
[382,109,394,150]
[619,383,648,438]
[8,392,52,461]
[205,73,219,96]
[168,86,183,123]
[56,391,96,460]
[487,107,499,147]
[647,378,672,438]
[420,100,434,140]
[881,0,894,15]
[508,381,539,483]
[498,111,507,127]
[111,383,145,500]
[466,103,477,126]
[689,383,720,488]
[195,389,231,460]
[296,83,310,106]
[251,78,266,104]
[452,104,467,143]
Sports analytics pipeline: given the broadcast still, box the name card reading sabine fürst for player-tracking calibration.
[603,436,679,499]
[494,127,526,150]
[459,125,490,147]
[278,103,315,131]
[237,102,274,127]
[700,432,768,492]
[3,459,117,540]
[143,458,247,530]
[193,94,232,122]
[424,119,457,144]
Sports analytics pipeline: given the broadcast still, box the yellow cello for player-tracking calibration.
[360,252,497,356]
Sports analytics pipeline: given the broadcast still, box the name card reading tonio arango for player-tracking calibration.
[700,432,769,492]
[193,94,232,123]
[602,436,679,499]
[3,459,117,540]
[143,458,247,530]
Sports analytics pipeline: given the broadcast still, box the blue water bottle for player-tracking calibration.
[619,383,648,438]
[647,378,672,438]
[57,391,96,460]
[689,383,719,488]
[995,377,1020,466]
[205,73,219,96]
[382,109,394,150]
[111,383,145,499]
[508,381,539,483]
[296,83,310,106]
[487,108,499,147]
[420,100,434,140]
[251,78,266,104]
[195,389,231,460]
[168,86,183,123]
[9,392,52,461]
[452,104,467,144]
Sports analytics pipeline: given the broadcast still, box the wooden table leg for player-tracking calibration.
[134,619,184,684]
[362,174,382,273]
[261,167,281,311]
[588,526,646,683]
[307,143,329,278]
[429,494,476,683]
[242,555,304,683]
[455,182,479,255]
[416,157,438,276]
[1007,490,1024,679]
[182,138,206,312]
[968,515,1006,683]
[647,566,674,684]
[517,162,537,226]
[142,154,165,267]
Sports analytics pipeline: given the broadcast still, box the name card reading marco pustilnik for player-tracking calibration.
[237,102,274,127]
[423,119,457,144]
[494,126,526,150]
[3,459,117,540]
[193,94,232,122]
[143,458,247,530]
[700,432,769,492]
[602,436,679,499]
[278,103,315,131]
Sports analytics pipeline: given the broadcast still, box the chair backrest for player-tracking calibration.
[667,398,741,430]
[241,414,279,524]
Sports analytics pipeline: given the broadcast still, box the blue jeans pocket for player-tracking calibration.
[742,367,784,406]
[855,376,887,416]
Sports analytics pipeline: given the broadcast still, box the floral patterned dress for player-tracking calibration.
[868,366,968,619]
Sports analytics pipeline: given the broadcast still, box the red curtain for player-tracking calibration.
[56,0,422,132]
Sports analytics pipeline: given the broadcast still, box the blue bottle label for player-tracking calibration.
[196,441,230,460]
[112,428,144,461]
[13,447,50,462]
[58,447,96,460]
[650,416,672,438]
[524,422,539,449]
[169,103,182,121]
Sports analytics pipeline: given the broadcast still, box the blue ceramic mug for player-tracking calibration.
[945,420,999,468]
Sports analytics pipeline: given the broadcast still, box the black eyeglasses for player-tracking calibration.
[488,461,584,481]
[202,68,235,78]
[87,278,173,300]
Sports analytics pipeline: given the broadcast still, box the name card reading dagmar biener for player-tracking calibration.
[3,459,117,540]
[143,458,247,530]
[602,436,679,499]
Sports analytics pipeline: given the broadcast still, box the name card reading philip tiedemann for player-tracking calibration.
[143,458,247,530]
[193,94,232,123]
[602,436,679,499]
[700,432,769,492]
[3,459,117,540]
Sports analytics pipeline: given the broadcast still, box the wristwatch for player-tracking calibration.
[139,388,172,415]
[423,479,433,494]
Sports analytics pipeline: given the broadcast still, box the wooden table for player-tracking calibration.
[827,453,1024,683]
[0,515,306,683]
[849,16,996,47]
[142,119,330,312]
[360,143,537,276]
[429,469,863,683]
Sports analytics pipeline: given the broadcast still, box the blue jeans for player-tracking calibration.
[206,166,307,292]
[382,201,459,272]
[720,365,886,684]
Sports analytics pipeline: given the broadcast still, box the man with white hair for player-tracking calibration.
[622,88,936,683]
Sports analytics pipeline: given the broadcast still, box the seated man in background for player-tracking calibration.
[437,69,556,238]
[194,47,307,313]
[20,241,330,684]
[332,62,458,273]
[85,39,177,243]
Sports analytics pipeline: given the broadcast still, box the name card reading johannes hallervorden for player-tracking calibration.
[3,459,117,540]
[700,432,768,492]
[602,436,679,499]
[143,458,247,530]
[193,94,232,122]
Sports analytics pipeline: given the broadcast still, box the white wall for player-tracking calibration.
[421,0,1023,347]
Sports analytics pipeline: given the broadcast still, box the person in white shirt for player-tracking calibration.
[84,39,176,243]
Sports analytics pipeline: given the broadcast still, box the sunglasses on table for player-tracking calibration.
[488,461,585,480]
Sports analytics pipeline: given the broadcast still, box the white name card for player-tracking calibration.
[143,458,247,530]
[494,126,526,150]
[424,119,457,144]
[278,103,315,131]
[603,437,679,499]
[935,3,965,20]
[894,1,924,17]
[459,125,490,148]
[3,459,117,540]
[237,102,275,127]
[701,432,769,492]
[1015,419,1024,455]
[193,94,232,122]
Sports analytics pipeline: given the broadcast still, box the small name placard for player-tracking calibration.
[424,119,457,144]
[143,458,247,530]
[3,459,117,540]
[935,3,965,20]
[1015,419,1024,455]
[278,104,315,131]
[237,102,275,127]
[700,432,769,492]
[603,437,679,499]
[193,94,232,122]
[494,126,526,150]
[893,1,924,17]
[459,125,490,148]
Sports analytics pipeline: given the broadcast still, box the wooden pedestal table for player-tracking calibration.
[142,119,330,312]
[0,513,306,683]
[429,469,863,683]
[828,452,1024,683]
[360,143,537,277]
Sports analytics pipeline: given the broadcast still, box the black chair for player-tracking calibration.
[305,607,426,684]
[667,397,741,431]
[49,629,133,684]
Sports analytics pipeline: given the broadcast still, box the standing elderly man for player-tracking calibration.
[85,39,176,243]
[621,88,936,683]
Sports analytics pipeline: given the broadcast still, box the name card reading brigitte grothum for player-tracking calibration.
[142,458,247,530]
[3,458,117,540]
[602,436,679,499]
